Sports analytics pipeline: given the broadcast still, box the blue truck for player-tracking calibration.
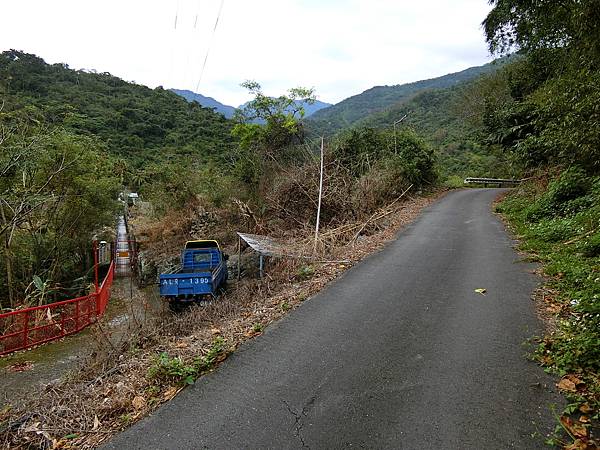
[159,240,228,308]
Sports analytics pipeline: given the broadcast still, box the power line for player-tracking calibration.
[168,0,182,83]
[194,0,225,93]
[194,0,201,28]
[174,0,180,29]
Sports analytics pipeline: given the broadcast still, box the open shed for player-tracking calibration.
[236,232,289,279]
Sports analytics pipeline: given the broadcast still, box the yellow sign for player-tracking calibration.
[118,251,129,257]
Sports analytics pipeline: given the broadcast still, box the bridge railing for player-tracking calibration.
[0,261,115,356]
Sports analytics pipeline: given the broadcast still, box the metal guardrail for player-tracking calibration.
[0,262,115,356]
[464,177,522,187]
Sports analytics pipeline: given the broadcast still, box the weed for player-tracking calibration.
[195,336,227,370]
[147,337,228,386]
[581,232,600,257]
[147,352,197,386]
[280,301,291,311]
[443,175,465,189]
[146,386,160,396]
[252,323,264,333]
[296,265,315,280]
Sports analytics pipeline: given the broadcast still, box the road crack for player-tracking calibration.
[283,399,314,449]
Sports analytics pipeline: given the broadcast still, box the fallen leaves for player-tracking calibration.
[132,396,146,410]
[579,403,593,414]
[564,439,598,450]
[557,374,585,393]
[560,416,588,439]
[558,378,578,393]
[162,386,181,401]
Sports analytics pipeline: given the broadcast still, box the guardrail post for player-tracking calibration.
[61,308,66,336]
[93,240,99,294]
[95,291,101,317]
[75,300,80,330]
[22,310,29,348]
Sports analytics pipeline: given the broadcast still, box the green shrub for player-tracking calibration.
[296,265,315,280]
[527,167,591,220]
[500,172,600,379]
[147,337,227,386]
[529,218,575,243]
[147,352,197,386]
[581,233,600,257]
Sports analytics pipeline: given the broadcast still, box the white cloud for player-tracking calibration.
[0,0,494,106]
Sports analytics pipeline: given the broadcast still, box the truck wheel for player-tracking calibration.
[169,301,184,313]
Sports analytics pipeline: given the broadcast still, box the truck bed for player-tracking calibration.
[158,244,228,303]
[159,265,225,299]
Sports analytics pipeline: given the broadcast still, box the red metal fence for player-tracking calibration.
[0,261,115,356]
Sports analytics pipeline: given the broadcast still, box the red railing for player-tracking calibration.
[0,262,115,356]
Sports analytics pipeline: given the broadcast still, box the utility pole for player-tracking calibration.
[393,114,408,154]
[314,137,325,252]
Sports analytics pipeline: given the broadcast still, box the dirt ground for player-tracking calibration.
[0,278,164,409]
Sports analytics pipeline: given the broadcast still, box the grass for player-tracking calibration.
[496,168,600,447]
[443,174,467,189]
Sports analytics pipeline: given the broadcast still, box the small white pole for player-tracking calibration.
[393,114,408,154]
[314,136,325,252]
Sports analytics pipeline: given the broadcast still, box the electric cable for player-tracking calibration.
[194,0,225,93]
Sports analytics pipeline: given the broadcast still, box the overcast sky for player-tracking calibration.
[0,0,494,106]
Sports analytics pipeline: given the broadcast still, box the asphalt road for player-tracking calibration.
[104,189,560,449]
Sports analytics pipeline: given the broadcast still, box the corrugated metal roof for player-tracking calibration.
[237,232,286,257]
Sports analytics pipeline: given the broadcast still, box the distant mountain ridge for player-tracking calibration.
[172,89,332,119]
[171,89,236,118]
[306,60,508,136]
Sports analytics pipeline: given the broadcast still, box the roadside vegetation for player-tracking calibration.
[496,171,600,446]
[481,0,600,447]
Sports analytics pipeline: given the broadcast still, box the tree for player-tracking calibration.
[0,111,119,308]
[229,82,317,190]
[233,81,316,155]
[482,0,600,172]
[483,0,600,65]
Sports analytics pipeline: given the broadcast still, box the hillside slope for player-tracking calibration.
[307,60,503,136]
[0,50,235,166]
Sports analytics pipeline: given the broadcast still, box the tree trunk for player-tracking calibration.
[0,203,15,308]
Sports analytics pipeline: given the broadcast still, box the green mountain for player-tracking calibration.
[307,60,504,137]
[0,50,235,166]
